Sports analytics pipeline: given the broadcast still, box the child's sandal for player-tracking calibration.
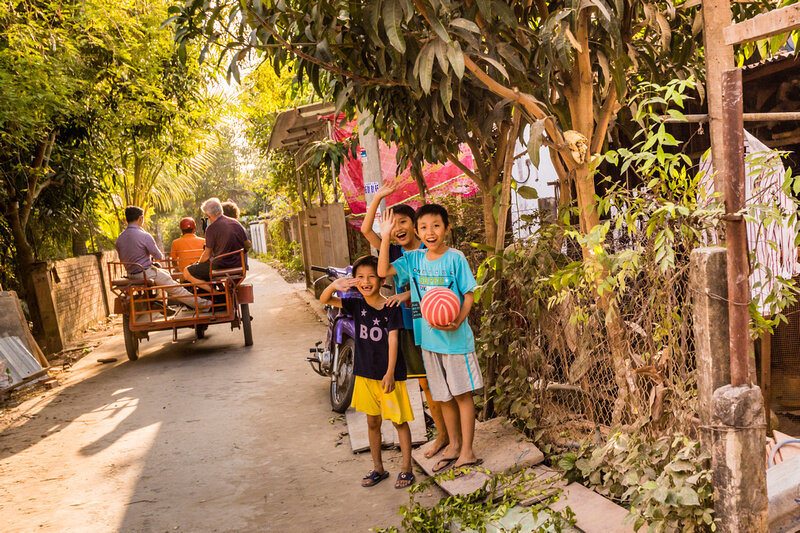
[395,471,415,489]
[362,470,389,487]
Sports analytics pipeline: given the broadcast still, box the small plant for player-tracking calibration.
[375,468,575,533]
[559,433,714,532]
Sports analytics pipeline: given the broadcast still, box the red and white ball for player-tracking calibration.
[421,287,461,327]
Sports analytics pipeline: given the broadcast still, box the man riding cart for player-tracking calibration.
[110,201,254,361]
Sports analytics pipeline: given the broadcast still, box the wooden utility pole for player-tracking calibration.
[702,0,736,195]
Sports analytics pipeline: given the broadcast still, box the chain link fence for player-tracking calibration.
[477,221,701,447]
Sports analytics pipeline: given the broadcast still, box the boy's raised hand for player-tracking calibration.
[379,208,395,238]
[375,183,396,199]
[330,277,359,291]
[382,372,396,394]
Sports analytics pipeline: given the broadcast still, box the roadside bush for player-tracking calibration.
[266,217,303,275]
[559,433,714,532]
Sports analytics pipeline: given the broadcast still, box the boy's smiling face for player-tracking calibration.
[353,264,382,298]
[392,214,415,247]
[416,213,449,252]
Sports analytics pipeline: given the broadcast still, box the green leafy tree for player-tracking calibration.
[0,0,217,332]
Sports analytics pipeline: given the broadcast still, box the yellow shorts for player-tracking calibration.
[351,376,415,425]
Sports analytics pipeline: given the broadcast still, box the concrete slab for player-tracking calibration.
[345,378,428,452]
[768,455,800,532]
[412,417,545,496]
[550,482,635,533]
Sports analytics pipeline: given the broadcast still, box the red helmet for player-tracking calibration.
[179,217,196,231]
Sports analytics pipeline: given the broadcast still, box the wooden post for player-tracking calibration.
[702,0,736,196]
[316,168,325,205]
[760,333,772,434]
[29,262,64,354]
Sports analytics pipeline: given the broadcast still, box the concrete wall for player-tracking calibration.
[33,251,117,352]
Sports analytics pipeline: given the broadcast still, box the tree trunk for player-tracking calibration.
[5,202,43,339]
[72,226,88,256]
[481,187,497,249]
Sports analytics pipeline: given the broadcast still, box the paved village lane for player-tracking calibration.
[0,260,441,532]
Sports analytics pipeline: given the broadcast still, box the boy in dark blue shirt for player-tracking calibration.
[320,255,415,489]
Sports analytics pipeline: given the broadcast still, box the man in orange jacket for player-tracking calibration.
[170,218,206,274]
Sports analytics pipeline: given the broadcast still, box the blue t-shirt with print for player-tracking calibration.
[389,242,425,330]
[392,247,477,354]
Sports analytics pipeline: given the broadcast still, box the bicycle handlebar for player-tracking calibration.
[311,266,328,274]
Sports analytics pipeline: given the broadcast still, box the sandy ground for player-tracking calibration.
[0,260,442,532]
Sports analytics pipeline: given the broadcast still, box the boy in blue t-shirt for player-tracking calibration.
[377,204,484,473]
[319,255,416,489]
[360,184,449,459]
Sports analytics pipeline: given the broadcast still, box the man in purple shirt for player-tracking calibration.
[115,206,209,309]
[183,198,249,293]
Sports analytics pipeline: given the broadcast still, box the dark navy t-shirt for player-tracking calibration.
[341,298,406,381]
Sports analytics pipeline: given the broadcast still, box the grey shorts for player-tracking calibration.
[421,349,484,402]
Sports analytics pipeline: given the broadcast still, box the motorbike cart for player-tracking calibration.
[109,249,254,361]
[307,265,360,413]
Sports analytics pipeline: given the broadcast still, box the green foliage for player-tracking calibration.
[0,0,220,281]
[560,433,714,532]
[375,467,576,533]
[256,217,303,275]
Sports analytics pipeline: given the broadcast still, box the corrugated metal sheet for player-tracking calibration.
[0,336,44,388]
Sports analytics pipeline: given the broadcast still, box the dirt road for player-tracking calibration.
[0,260,441,532]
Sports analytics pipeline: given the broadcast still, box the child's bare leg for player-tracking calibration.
[364,414,384,484]
[453,392,477,466]
[438,398,462,461]
[393,422,413,473]
[420,378,449,458]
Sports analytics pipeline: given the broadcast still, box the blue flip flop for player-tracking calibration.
[362,469,390,487]
[395,471,416,489]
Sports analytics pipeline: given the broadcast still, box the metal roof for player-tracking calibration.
[266,101,336,154]
[0,336,44,389]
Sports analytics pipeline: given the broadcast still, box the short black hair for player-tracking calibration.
[125,206,144,223]
[415,203,449,228]
[391,204,416,224]
[352,254,382,279]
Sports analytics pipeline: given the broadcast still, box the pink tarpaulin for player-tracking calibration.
[327,118,478,228]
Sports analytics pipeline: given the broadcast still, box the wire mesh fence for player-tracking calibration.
[476,222,701,448]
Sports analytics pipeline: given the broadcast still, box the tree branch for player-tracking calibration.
[495,110,522,254]
[244,7,407,88]
[444,150,483,188]
[464,135,490,184]
[489,120,512,188]
[591,84,618,155]
[463,54,574,167]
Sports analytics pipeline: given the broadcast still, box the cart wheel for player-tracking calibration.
[122,314,140,361]
[195,324,207,339]
[241,303,253,346]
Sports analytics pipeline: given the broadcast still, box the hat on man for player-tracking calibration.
[179,217,196,232]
